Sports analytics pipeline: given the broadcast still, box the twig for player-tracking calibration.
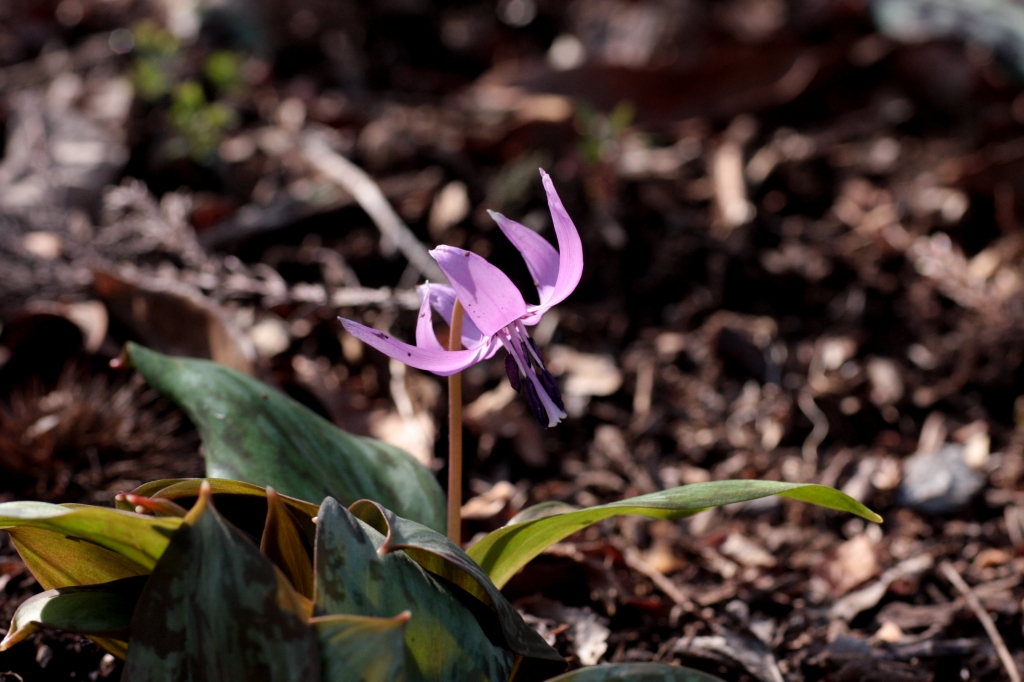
[621,545,692,609]
[939,560,1021,682]
[631,355,654,428]
[329,286,421,310]
[1006,505,1024,548]
[797,387,828,465]
[302,133,445,283]
[831,554,933,622]
[447,299,465,545]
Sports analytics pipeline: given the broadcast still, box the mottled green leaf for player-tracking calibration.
[0,502,181,575]
[124,479,320,518]
[312,612,409,682]
[126,343,446,533]
[122,478,318,544]
[0,576,145,655]
[547,664,726,682]
[349,500,564,680]
[262,487,315,599]
[122,485,320,682]
[468,480,882,588]
[315,497,514,682]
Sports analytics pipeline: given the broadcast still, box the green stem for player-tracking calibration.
[447,299,465,545]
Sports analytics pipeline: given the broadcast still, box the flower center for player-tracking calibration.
[498,322,567,428]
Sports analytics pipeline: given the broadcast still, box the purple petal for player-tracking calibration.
[339,317,487,376]
[537,169,583,310]
[417,283,485,348]
[487,210,559,305]
[429,246,527,337]
[415,285,446,352]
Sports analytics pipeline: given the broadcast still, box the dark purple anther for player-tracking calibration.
[528,337,543,363]
[538,368,565,412]
[521,379,548,427]
[504,354,521,391]
[520,342,532,369]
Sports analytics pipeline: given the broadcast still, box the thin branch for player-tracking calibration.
[797,387,828,465]
[302,132,445,283]
[939,560,1021,682]
[621,545,692,610]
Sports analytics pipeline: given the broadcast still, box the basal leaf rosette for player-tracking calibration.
[0,483,566,681]
[1,477,879,679]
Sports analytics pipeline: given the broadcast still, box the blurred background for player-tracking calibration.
[2,0,1024,679]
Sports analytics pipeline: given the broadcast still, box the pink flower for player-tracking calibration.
[339,169,583,427]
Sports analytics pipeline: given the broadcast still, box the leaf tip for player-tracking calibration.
[109,345,133,370]
[183,480,214,524]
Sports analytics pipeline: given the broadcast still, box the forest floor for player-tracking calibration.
[1,1,1024,680]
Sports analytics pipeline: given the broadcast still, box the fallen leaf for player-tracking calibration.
[94,268,254,374]
[827,535,879,596]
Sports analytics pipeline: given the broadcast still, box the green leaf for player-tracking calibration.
[8,530,147,659]
[261,487,315,599]
[122,484,320,682]
[9,527,148,591]
[125,478,319,516]
[312,613,409,682]
[0,576,146,655]
[126,343,446,533]
[349,500,564,680]
[546,664,726,682]
[122,478,319,546]
[0,502,181,576]
[506,501,578,524]
[468,480,882,588]
[315,497,515,682]
[125,479,319,598]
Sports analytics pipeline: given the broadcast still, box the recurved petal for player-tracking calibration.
[538,169,583,310]
[487,210,559,305]
[429,246,527,337]
[339,318,488,376]
[417,283,485,348]
[415,285,446,352]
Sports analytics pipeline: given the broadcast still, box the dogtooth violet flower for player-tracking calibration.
[339,169,582,428]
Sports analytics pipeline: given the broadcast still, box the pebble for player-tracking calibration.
[898,443,984,514]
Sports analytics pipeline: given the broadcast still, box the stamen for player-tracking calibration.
[528,337,542,361]
[521,380,547,425]
[515,321,547,369]
[498,327,529,373]
[504,354,521,391]
[511,321,564,413]
[497,325,566,428]
[538,368,565,412]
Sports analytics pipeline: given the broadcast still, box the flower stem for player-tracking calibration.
[447,298,465,545]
